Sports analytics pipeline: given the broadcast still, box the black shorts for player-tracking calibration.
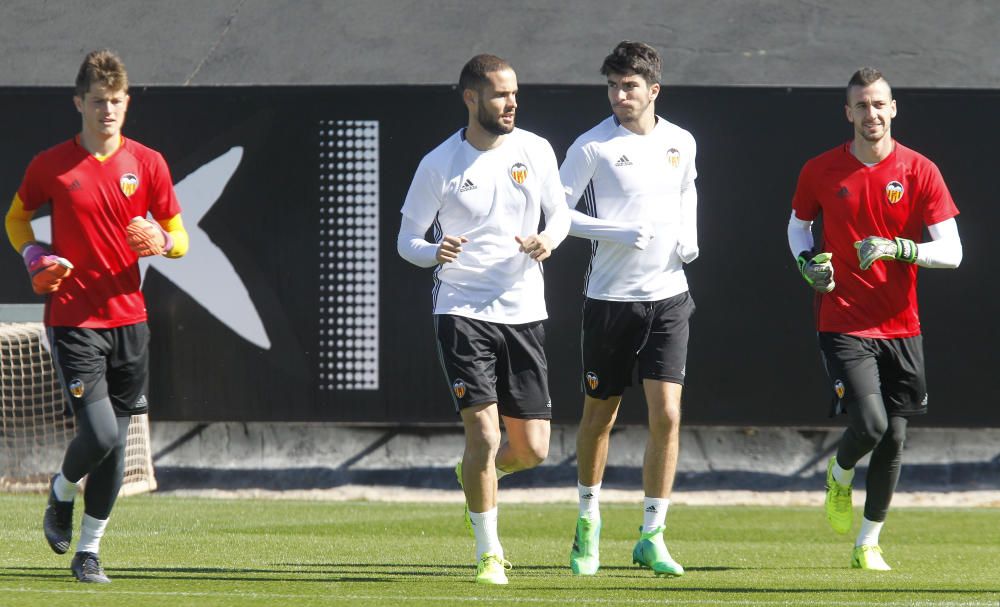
[818,332,928,417]
[48,323,151,418]
[581,292,695,399]
[434,314,552,420]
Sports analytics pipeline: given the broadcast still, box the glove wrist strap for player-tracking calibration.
[894,237,917,263]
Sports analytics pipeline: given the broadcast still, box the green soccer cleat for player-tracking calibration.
[475,552,511,585]
[632,525,684,577]
[455,460,473,536]
[825,457,853,534]
[851,544,892,571]
[569,516,601,575]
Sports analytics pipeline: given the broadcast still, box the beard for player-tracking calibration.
[477,102,514,136]
[859,121,888,142]
[612,105,636,123]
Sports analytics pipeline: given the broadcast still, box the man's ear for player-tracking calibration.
[462,88,477,109]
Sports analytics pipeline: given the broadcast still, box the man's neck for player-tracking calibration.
[79,131,122,158]
[851,136,893,165]
[464,123,505,151]
[620,112,657,136]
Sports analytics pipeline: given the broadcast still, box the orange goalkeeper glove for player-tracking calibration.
[22,244,74,294]
[125,216,173,257]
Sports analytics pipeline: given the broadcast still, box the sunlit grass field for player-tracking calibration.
[0,495,998,606]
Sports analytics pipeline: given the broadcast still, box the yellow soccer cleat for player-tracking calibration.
[825,457,853,534]
[476,552,512,585]
[851,544,892,571]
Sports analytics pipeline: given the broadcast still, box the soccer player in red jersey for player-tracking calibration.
[788,67,962,570]
[4,49,189,583]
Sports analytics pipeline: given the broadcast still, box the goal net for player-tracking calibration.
[0,322,156,495]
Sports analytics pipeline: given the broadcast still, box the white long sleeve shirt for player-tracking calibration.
[399,128,569,323]
[560,115,698,301]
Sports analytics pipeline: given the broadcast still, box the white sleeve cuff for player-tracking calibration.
[787,211,815,259]
[916,218,962,268]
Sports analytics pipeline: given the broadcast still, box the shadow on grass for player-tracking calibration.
[281,562,751,573]
[4,565,995,595]
[514,583,1000,596]
[0,566,388,584]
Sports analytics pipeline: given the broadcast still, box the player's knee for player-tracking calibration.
[881,418,907,452]
[466,426,502,458]
[649,405,681,435]
[78,419,121,455]
[522,441,548,468]
[581,406,617,433]
[90,427,120,455]
[849,394,889,445]
[858,417,888,446]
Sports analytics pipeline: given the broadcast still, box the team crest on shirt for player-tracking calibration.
[885,180,904,204]
[509,163,528,185]
[833,380,845,400]
[585,371,599,391]
[68,378,85,399]
[452,379,467,399]
[666,148,681,168]
[119,173,139,197]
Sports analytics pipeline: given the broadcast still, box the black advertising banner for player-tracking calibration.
[0,86,994,426]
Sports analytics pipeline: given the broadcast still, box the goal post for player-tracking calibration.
[0,320,157,494]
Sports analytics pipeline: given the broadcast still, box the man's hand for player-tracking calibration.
[625,224,654,250]
[515,233,554,261]
[436,235,469,264]
[854,236,917,271]
[796,250,835,293]
[126,216,171,257]
[22,243,73,294]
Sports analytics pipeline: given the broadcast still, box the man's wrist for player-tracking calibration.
[894,237,917,263]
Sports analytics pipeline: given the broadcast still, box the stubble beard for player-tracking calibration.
[478,104,514,136]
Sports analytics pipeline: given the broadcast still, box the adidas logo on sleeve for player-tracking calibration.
[459,179,477,192]
[614,155,633,167]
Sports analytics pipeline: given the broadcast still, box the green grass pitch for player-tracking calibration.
[1,495,998,606]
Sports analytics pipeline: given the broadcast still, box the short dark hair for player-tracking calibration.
[601,41,662,85]
[459,54,513,93]
[847,67,891,100]
[75,49,128,98]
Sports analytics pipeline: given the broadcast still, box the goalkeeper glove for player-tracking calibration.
[22,243,74,294]
[126,216,173,257]
[796,250,835,293]
[854,236,917,271]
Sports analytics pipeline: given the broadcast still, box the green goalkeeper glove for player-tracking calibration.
[854,236,917,271]
[796,251,835,293]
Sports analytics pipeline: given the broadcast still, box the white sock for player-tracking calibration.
[832,458,855,486]
[52,471,79,502]
[578,482,601,520]
[642,497,670,533]
[77,514,109,554]
[469,507,502,560]
[495,467,510,481]
[856,517,884,547]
